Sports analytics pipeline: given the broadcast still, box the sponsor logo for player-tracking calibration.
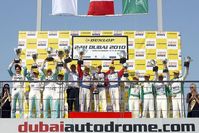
[48,32,58,37]
[27,32,36,37]
[157,51,167,58]
[38,40,47,47]
[167,40,178,49]
[168,61,178,68]
[128,41,134,47]
[135,32,144,37]
[146,40,155,47]
[59,40,68,47]
[135,51,145,58]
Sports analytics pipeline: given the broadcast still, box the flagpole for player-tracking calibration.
[157,0,163,31]
[36,0,42,31]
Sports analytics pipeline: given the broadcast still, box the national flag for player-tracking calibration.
[88,0,115,16]
[52,0,78,15]
[123,0,148,14]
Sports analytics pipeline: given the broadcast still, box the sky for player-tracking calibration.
[0,0,199,84]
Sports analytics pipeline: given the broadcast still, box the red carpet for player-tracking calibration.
[69,112,132,118]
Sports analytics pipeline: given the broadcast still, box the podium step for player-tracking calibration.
[69,112,132,118]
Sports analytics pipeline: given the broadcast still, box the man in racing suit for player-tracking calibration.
[26,69,44,118]
[77,56,92,112]
[170,61,190,118]
[142,71,157,118]
[8,61,27,118]
[93,65,107,112]
[127,75,142,118]
[41,59,58,118]
[53,70,67,118]
[105,61,125,112]
[153,63,170,118]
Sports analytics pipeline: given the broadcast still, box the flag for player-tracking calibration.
[88,0,115,16]
[52,0,77,15]
[123,0,148,14]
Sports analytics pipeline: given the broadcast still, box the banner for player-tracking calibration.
[52,0,78,15]
[123,0,148,14]
[18,31,182,80]
[72,36,128,60]
[0,118,198,133]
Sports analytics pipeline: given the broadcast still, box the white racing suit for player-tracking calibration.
[154,82,168,118]
[107,72,120,112]
[128,83,141,118]
[171,68,188,118]
[53,81,67,118]
[43,76,56,118]
[142,82,155,118]
[80,74,92,112]
[93,72,107,112]
[28,78,43,118]
[8,62,26,118]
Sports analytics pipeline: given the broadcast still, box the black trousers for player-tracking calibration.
[67,86,79,112]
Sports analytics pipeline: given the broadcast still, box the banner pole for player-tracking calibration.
[36,0,42,31]
[157,0,163,31]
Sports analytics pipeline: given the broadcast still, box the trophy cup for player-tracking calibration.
[64,46,72,64]
[56,49,64,69]
[184,56,192,67]
[77,48,85,65]
[46,47,54,62]
[123,63,129,77]
[31,53,38,69]
[149,59,158,72]
[118,51,127,64]
[162,59,168,65]
[162,59,169,73]
[14,48,22,64]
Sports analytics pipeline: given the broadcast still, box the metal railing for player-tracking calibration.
[0,80,198,118]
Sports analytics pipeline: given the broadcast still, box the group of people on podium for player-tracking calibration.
[1,47,198,118]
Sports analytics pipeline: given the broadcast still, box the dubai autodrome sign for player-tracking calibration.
[0,119,198,133]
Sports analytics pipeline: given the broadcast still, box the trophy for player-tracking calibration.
[64,46,72,64]
[77,48,85,65]
[184,56,192,67]
[162,59,169,73]
[46,47,54,62]
[56,49,64,69]
[162,59,168,65]
[118,51,127,64]
[14,48,22,64]
[123,63,129,77]
[31,53,38,69]
[149,59,158,72]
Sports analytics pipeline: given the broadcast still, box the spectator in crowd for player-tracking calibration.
[187,83,199,117]
[1,84,11,118]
